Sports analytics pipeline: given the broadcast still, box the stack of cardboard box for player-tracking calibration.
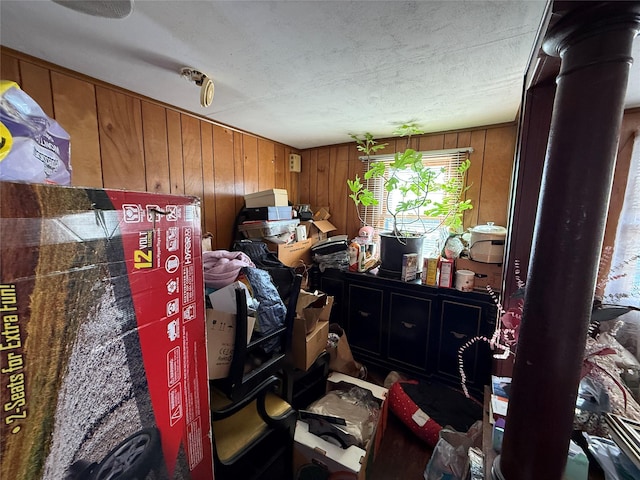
[240,190,339,268]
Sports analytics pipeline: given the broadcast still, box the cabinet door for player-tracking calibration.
[387,292,433,370]
[320,275,344,325]
[434,296,494,390]
[347,284,384,355]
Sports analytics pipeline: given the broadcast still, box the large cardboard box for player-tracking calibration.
[206,280,257,379]
[0,182,214,479]
[293,373,388,479]
[206,310,256,380]
[291,319,330,371]
[264,237,316,267]
[291,295,334,371]
[244,188,288,208]
[455,256,503,292]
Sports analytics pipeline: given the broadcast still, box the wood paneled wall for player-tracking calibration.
[299,125,518,240]
[1,48,299,251]
[2,47,519,248]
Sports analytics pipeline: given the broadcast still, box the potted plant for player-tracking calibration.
[347,125,473,276]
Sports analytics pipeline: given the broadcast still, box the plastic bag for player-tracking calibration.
[0,81,71,184]
[424,420,483,480]
[306,386,380,448]
[583,432,640,480]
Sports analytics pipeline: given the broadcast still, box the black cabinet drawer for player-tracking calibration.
[434,296,494,389]
[387,292,433,370]
[347,284,384,355]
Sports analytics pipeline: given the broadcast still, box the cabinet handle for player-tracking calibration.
[401,321,416,329]
[358,310,371,318]
[451,331,467,339]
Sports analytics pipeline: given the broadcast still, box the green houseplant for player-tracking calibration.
[347,126,473,275]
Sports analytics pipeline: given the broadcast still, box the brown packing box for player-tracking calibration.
[313,207,331,221]
[300,219,337,242]
[293,372,388,479]
[455,256,503,292]
[291,319,330,372]
[290,296,334,370]
[206,309,256,380]
[243,188,288,208]
[264,237,316,267]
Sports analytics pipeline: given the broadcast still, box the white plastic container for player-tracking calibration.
[469,222,507,264]
[455,269,475,292]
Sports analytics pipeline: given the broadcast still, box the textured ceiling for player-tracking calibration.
[1,1,638,149]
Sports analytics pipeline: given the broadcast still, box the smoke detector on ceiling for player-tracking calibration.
[52,0,134,19]
[180,67,215,108]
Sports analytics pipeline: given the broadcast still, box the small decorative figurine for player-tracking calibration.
[348,241,361,272]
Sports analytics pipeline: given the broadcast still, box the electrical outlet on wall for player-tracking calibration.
[289,153,301,172]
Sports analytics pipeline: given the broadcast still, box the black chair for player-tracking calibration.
[210,273,302,480]
[213,272,302,401]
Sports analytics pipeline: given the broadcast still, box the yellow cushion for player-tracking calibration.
[211,390,292,463]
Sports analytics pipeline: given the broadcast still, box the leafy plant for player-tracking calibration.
[347,127,473,238]
[349,132,388,157]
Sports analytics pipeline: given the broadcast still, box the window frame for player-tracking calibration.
[359,147,473,256]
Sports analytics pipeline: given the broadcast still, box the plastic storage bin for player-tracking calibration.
[238,219,300,238]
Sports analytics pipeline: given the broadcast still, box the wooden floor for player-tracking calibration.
[369,410,432,479]
[366,367,433,480]
[362,366,608,480]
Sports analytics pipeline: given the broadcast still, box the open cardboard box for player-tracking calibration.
[290,294,334,371]
[264,237,316,267]
[293,372,388,479]
[300,219,337,242]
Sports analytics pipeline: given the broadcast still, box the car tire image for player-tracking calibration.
[90,427,162,480]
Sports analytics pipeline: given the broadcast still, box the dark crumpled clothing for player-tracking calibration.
[233,240,296,300]
[242,266,287,353]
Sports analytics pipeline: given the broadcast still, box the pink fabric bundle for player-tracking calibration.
[203,250,255,289]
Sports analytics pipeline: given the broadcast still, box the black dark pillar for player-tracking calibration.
[495,3,640,480]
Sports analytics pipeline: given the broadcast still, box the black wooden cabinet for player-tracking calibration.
[433,294,496,393]
[347,283,384,355]
[387,291,435,372]
[316,269,497,400]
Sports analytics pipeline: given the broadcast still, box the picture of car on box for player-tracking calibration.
[64,428,162,480]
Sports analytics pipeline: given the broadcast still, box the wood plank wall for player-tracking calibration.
[2,47,521,247]
[1,48,299,251]
[299,125,518,240]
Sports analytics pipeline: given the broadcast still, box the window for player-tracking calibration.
[605,130,640,307]
[604,129,640,358]
[359,147,472,256]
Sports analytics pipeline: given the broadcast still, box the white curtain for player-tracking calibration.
[604,130,640,358]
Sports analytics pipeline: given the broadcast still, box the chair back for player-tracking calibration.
[213,272,302,401]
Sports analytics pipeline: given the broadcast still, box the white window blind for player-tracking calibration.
[360,147,472,256]
[603,129,640,360]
